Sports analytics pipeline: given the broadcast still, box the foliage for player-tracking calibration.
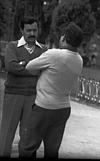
[51,0,96,45]
[0,0,15,40]
[0,1,7,39]
[13,0,25,40]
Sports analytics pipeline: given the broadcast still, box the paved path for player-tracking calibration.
[11,101,100,159]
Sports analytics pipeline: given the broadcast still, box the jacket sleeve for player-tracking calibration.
[5,42,33,76]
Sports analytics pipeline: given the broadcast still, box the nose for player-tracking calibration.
[30,31,34,36]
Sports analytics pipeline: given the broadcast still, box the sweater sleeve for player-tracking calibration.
[5,42,33,76]
[26,50,51,74]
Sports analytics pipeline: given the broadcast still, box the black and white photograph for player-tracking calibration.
[1,0,100,159]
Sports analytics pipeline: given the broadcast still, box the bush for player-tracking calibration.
[51,0,96,46]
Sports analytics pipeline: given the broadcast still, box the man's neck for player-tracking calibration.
[60,44,77,52]
[66,44,77,52]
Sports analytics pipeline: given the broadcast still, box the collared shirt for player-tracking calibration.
[17,36,42,54]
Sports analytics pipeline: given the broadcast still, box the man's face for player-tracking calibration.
[21,22,38,45]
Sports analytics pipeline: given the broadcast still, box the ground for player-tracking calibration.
[11,101,100,159]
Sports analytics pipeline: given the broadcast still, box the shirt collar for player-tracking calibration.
[17,36,42,48]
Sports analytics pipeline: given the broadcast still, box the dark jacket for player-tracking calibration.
[4,41,47,95]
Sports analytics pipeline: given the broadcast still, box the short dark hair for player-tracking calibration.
[65,22,83,48]
[20,16,38,30]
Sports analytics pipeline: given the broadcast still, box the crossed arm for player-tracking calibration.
[5,42,44,76]
[5,43,32,76]
[26,50,51,74]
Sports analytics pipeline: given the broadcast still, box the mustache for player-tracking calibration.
[28,36,36,39]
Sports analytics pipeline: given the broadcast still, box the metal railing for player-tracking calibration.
[74,76,100,106]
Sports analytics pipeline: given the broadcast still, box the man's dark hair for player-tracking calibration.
[65,22,83,48]
[20,16,39,30]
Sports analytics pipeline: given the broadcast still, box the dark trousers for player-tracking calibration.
[0,93,36,157]
[19,104,71,158]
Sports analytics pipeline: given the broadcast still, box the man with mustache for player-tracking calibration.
[0,16,47,157]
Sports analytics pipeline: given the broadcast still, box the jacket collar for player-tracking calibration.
[17,36,42,48]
